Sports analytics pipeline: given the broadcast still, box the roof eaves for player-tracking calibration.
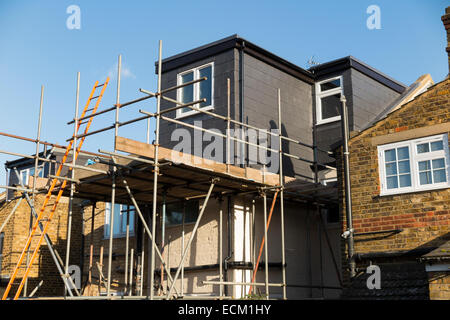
[156,35,314,84]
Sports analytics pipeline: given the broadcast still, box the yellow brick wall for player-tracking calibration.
[0,192,82,297]
[337,79,450,294]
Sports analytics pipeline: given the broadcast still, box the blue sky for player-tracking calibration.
[0,0,448,184]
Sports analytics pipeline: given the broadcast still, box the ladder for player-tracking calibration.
[2,77,110,300]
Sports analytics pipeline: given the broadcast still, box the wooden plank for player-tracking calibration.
[115,136,294,186]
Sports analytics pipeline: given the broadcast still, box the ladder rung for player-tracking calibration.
[91,95,100,100]
[95,83,105,88]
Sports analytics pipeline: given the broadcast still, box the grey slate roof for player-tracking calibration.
[342,262,430,300]
[421,240,450,262]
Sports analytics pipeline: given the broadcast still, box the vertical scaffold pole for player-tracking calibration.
[219,198,223,297]
[161,190,167,294]
[24,85,44,296]
[65,73,80,297]
[107,55,121,296]
[150,40,163,300]
[226,78,231,173]
[124,204,130,294]
[262,191,269,299]
[115,54,122,143]
[181,202,185,296]
[277,88,287,300]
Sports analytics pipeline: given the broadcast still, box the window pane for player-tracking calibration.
[417,143,430,154]
[398,160,410,174]
[385,149,396,162]
[121,205,127,234]
[199,66,212,108]
[399,174,412,187]
[320,94,341,120]
[432,158,445,169]
[104,204,111,238]
[397,147,409,160]
[433,169,447,183]
[129,207,135,233]
[21,171,28,185]
[419,171,432,185]
[385,162,397,175]
[386,176,398,189]
[113,204,122,236]
[166,201,199,226]
[180,72,194,112]
[43,162,50,177]
[320,78,341,91]
[430,141,444,151]
[418,160,431,171]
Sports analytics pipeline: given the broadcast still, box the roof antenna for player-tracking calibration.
[307,55,320,68]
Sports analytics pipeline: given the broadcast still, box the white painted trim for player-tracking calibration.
[232,204,252,299]
[378,133,450,196]
[176,62,214,119]
[315,76,343,125]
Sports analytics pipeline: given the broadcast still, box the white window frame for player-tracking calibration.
[104,203,136,239]
[315,75,343,125]
[176,62,214,119]
[378,133,450,196]
[19,164,46,186]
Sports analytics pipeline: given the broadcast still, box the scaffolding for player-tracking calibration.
[0,40,341,300]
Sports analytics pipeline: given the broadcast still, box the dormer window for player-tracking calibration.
[176,63,214,118]
[315,76,343,125]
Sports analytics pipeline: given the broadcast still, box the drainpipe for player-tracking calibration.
[238,40,246,167]
[224,195,233,296]
[340,95,355,278]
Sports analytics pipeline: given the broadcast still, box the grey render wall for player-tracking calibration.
[314,69,352,166]
[158,49,315,181]
[350,68,401,131]
[242,53,314,180]
[314,67,402,165]
[158,49,238,162]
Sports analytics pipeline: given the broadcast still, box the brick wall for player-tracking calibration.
[337,79,450,297]
[428,271,450,300]
[0,192,82,297]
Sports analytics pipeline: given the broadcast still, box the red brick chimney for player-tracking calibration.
[442,7,450,76]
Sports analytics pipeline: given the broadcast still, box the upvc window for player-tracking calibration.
[104,203,135,238]
[19,163,48,186]
[378,134,450,196]
[176,63,213,118]
[315,76,343,125]
[165,200,199,227]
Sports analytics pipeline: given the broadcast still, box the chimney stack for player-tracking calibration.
[442,7,450,76]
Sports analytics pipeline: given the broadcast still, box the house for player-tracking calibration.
[337,7,450,300]
[0,28,432,299]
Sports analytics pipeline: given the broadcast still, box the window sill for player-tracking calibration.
[379,184,449,197]
[175,105,214,120]
[316,117,341,126]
